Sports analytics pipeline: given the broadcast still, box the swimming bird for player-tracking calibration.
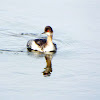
[27,26,57,52]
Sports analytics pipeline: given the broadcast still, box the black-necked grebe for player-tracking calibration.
[27,26,57,52]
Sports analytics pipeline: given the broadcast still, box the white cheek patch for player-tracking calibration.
[46,32,53,36]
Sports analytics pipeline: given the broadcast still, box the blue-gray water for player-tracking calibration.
[0,0,100,100]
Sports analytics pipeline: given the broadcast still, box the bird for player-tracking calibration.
[27,26,57,52]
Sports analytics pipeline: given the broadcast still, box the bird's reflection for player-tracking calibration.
[43,54,52,76]
[27,49,56,77]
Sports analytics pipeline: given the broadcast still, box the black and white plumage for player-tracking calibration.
[27,26,57,52]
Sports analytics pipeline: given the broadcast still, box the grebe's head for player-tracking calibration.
[42,26,53,36]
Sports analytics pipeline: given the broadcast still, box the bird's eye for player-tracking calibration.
[47,30,49,32]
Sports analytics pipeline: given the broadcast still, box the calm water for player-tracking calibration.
[0,0,100,100]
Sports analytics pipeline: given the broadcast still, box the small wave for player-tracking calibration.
[0,49,25,53]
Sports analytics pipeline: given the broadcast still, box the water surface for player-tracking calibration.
[0,0,100,100]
